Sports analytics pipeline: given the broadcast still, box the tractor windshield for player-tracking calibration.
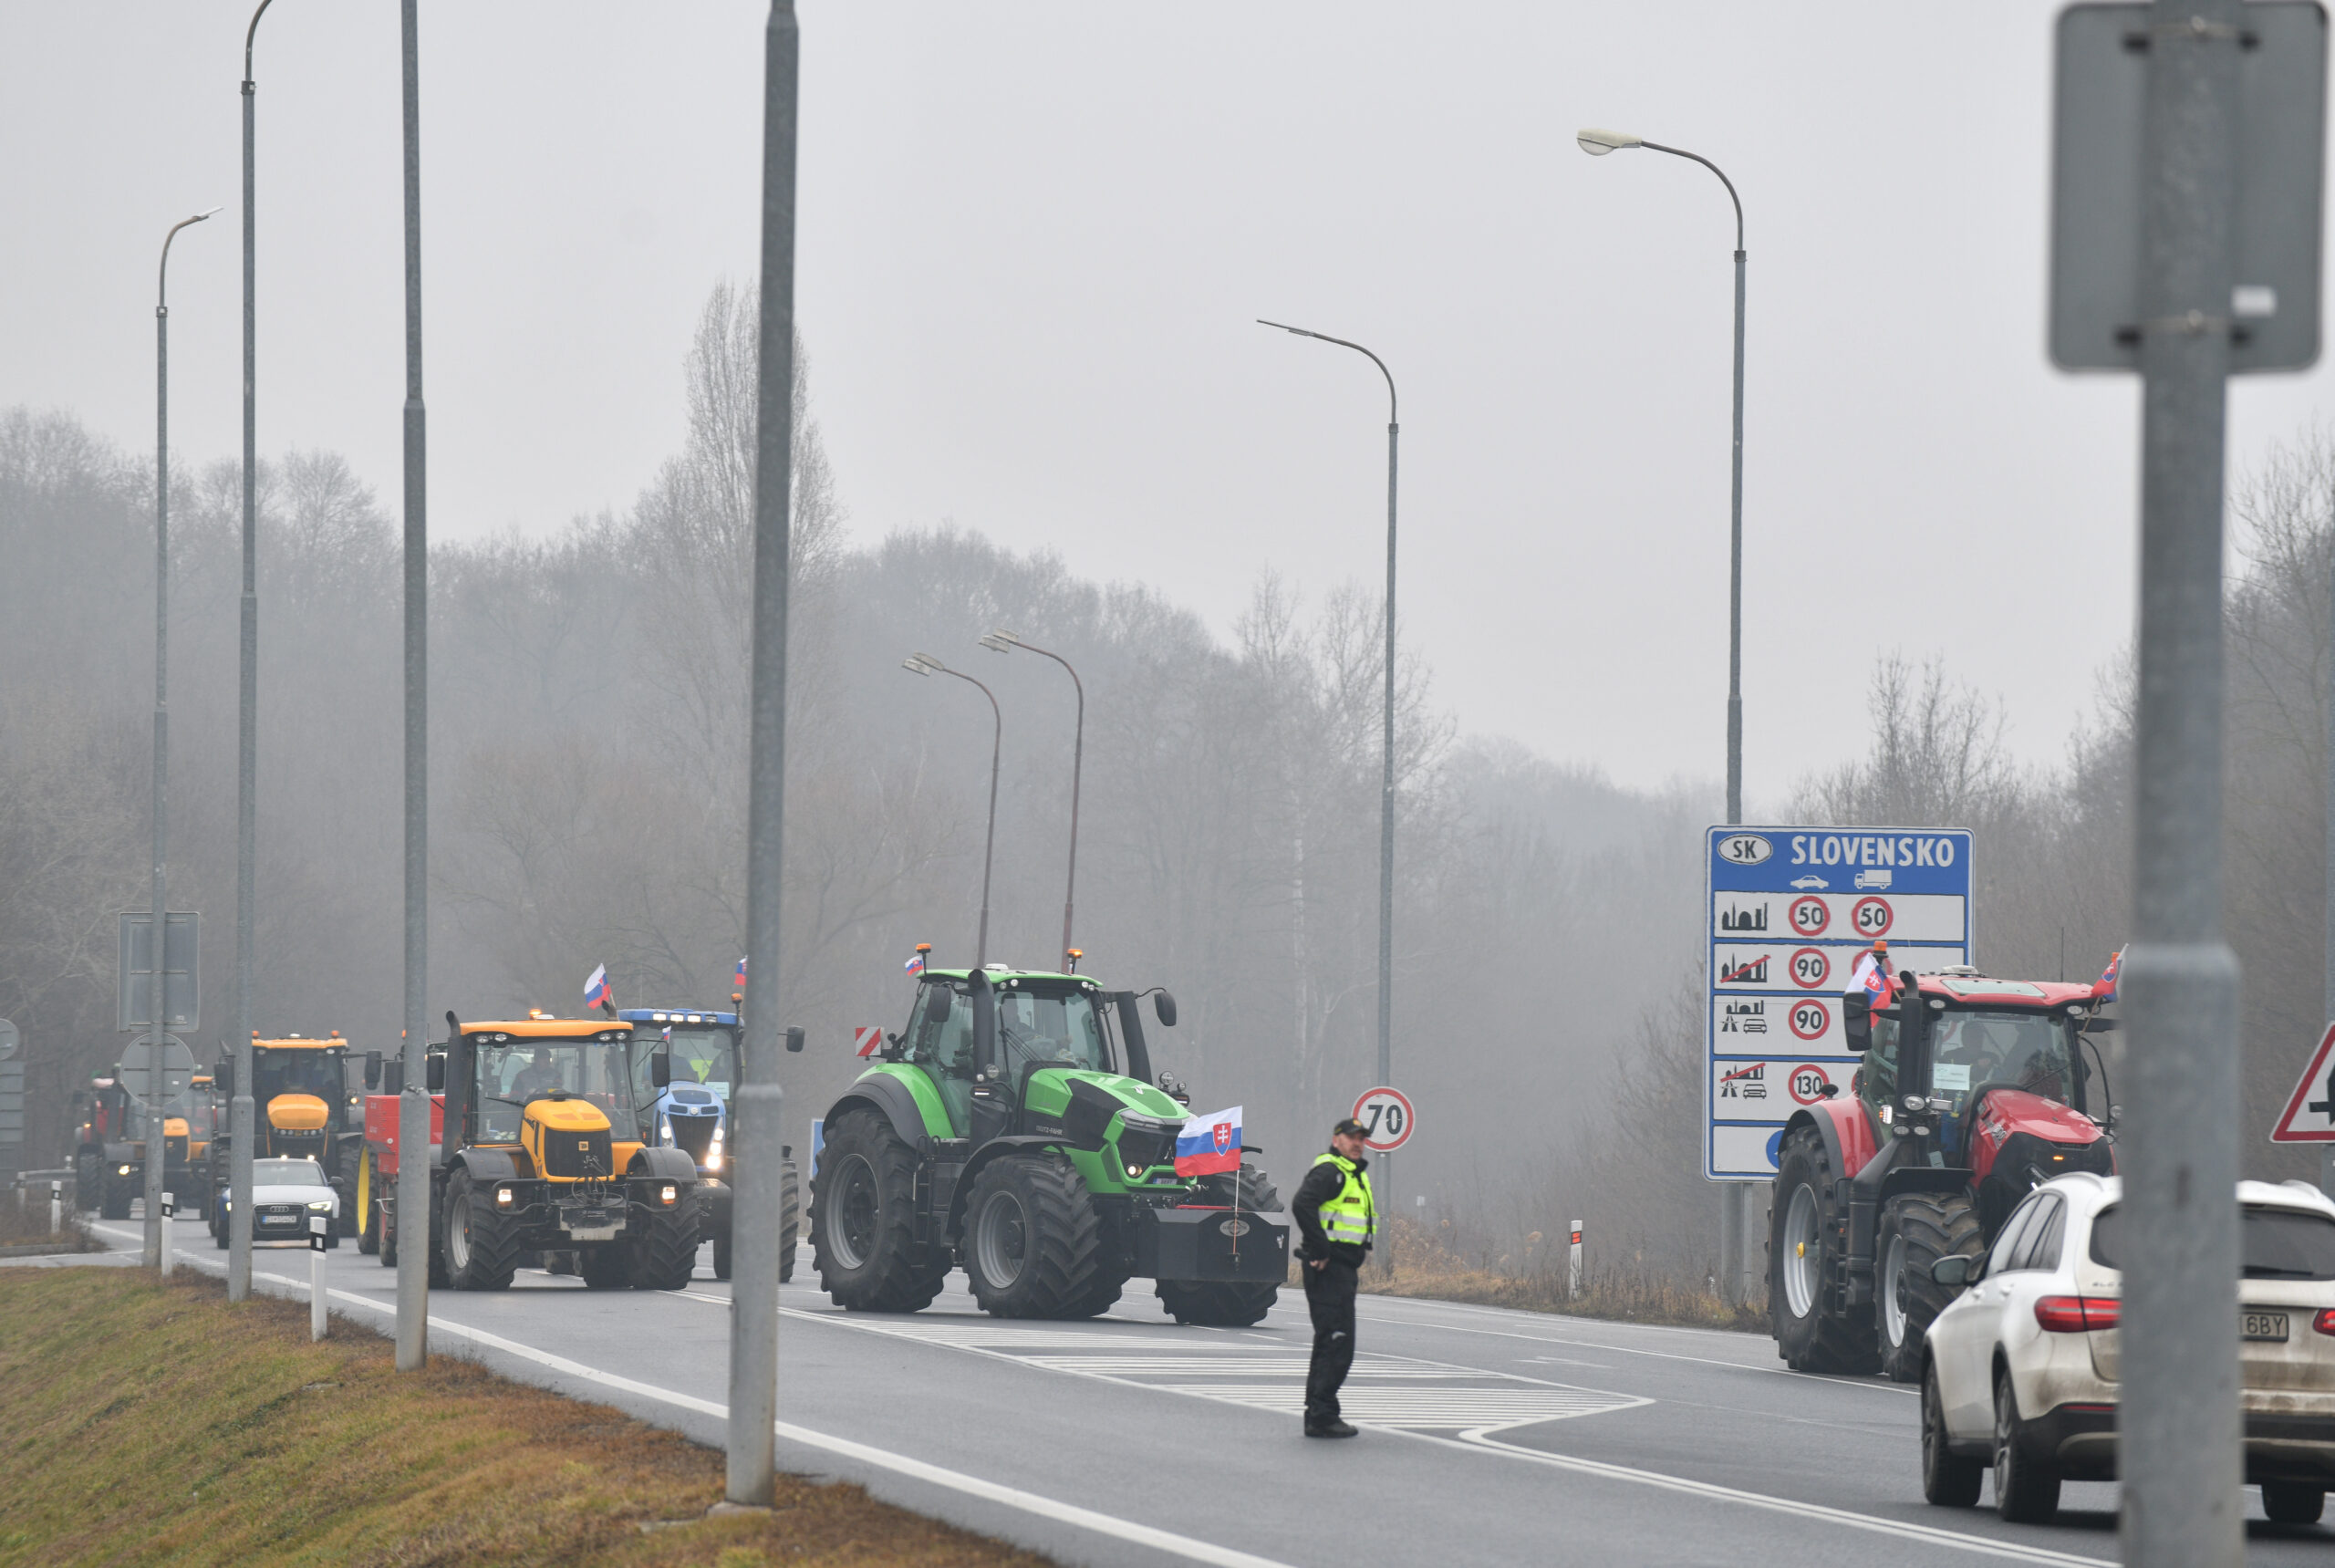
[254,1050,346,1102]
[1930,1009,2074,1107]
[996,988,1114,1078]
[661,1028,735,1097]
[474,1039,634,1143]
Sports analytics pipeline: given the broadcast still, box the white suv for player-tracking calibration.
[1920,1171,2335,1524]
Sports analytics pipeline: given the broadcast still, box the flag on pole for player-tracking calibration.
[734,956,748,990]
[1175,1106,1243,1178]
[904,950,927,975]
[1848,941,1891,1008]
[2092,946,2124,1003]
[584,964,614,1012]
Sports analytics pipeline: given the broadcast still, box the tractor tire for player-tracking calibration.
[1769,1124,1879,1375]
[779,1158,801,1284]
[378,1199,398,1268]
[357,1159,380,1257]
[580,1243,630,1289]
[441,1169,521,1291]
[813,1110,947,1313]
[1878,1191,1983,1384]
[100,1174,132,1222]
[713,1231,732,1282]
[963,1153,1110,1319]
[1156,1280,1279,1327]
[627,1189,702,1291]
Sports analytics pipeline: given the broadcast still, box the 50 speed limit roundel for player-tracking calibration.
[1351,1085,1415,1153]
[1789,947,1830,990]
[1789,896,1829,937]
[1851,896,1893,938]
[1787,998,1830,1041]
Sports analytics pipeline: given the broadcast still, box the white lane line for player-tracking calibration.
[1367,1311,1916,1397]
[90,1230,1297,1568]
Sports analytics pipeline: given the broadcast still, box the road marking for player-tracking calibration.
[88,1228,1297,1568]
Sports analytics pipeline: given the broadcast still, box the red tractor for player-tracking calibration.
[1769,962,2117,1381]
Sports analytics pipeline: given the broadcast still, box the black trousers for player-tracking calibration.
[1302,1257,1358,1424]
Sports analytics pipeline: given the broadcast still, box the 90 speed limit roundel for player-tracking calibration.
[1788,947,1830,990]
[1787,998,1830,1042]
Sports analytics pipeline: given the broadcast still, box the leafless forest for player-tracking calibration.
[7,287,2335,1288]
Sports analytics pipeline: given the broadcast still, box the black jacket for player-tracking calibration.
[1291,1149,1372,1267]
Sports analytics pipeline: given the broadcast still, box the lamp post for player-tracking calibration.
[1258,320,1400,1258]
[147,205,218,1273]
[981,629,1083,971]
[230,0,277,1309]
[1578,125,1756,1304]
[394,0,430,1373]
[906,654,1002,970]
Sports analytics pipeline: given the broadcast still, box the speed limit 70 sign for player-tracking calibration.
[1352,1086,1415,1153]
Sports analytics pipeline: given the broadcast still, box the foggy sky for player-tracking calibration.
[8,2,2334,798]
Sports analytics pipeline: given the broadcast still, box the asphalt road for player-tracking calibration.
[68,1215,2335,1567]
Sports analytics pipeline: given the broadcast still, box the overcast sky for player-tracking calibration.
[8,3,2333,802]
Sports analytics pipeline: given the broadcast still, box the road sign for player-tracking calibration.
[2270,1022,2335,1142]
[116,1036,196,1101]
[118,911,199,1032]
[2050,2,2327,373]
[1352,1085,1414,1153]
[1706,826,1973,1180]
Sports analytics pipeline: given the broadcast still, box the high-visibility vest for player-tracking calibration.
[1312,1150,1375,1245]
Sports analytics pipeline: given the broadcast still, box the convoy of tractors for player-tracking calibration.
[73,957,1292,1324]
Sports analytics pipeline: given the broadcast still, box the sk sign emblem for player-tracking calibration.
[1212,1121,1232,1153]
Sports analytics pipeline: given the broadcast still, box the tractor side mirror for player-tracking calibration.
[1153,991,1178,1028]
[381,1060,404,1096]
[213,1059,235,1096]
[924,986,955,1027]
[1930,1254,1975,1288]
[784,1026,804,1054]
[364,1052,382,1089]
[1842,995,1871,1054]
[650,1053,671,1089]
[424,1055,445,1093]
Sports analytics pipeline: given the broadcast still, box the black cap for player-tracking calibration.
[1332,1117,1368,1139]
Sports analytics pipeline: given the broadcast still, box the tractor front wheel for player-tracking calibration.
[1770,1125,1878,1375]
[779,1157,800,1284]
[1157,1280,1279,1327]
[442,1169,521,1291]
[964,1154,1110,1319]
[813,1111,947,1313]
[1878,1192,1983,1383]
[357,1156,381,1256]
[627,1189,702,1291]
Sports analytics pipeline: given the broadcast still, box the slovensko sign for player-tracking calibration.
[1706,826,1974,1180]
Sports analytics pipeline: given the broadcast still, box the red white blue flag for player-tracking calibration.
[734,956,748,990]
[1175,1106,1242,1178]
[904,950,927,975]
[584,964,614,1012]
[1848,944,1891,1008]
[2093,946,2123,1003]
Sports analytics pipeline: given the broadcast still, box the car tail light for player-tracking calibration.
[2314,1309,2335,1337]
[2035,1295,2121,1333]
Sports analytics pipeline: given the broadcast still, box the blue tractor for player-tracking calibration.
[619,1006,800,1282]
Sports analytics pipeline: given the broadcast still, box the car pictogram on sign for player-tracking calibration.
[1789,947,1830,990]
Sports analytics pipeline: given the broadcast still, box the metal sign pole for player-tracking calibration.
[728,0,798,1508]
[393,0,431,1375]
[2119,4,2247,1561]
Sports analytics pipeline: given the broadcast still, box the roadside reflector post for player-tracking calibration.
[50,1180,62,1236]
[159,1191,174,1278]
[310,1215,328,1339]
[1569,1221,1583,1299]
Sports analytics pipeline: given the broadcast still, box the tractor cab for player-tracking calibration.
[618,1007,739,1173]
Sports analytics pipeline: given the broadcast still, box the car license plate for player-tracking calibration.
[261,1213,296,1226]
[2242,1310,2290,1343]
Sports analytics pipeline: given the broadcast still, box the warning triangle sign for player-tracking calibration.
[2270,1022,2335,1143]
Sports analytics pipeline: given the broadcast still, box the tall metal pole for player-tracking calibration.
[231,0,275,1307]
[148,210,213,1273]
[984,634,1084,970]
[1255,320,1399,1251]
[2120,3,2245,1562]
[907,658,1002,970]
[727,0,798,1506]
[2327,531,2335,1200]
[393,0,431,1374]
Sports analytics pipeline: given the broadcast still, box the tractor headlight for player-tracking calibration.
[1126,1164,1143,1179]
[659,1183,677,1207]
[493,1186,514,1208]
[119,1165,132,1175]
[704,1150,721,1171]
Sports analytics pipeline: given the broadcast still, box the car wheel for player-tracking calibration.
[2261,1481,2326,1524]
[1921,1360,1983,1506]
[1992,1371,2060,1523]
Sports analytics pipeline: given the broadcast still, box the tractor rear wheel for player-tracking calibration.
[779,1158,800,1284]
[627,1189,702,1291]
[1879,1192,1983,1383]
[1770,1125,1878,1374]
[964,1154,1109,1319]
[100,1173,132,1221]
[813,1111,947,1313]
[441,1169,521,1291]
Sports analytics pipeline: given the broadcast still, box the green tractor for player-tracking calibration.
[810,965,1289,1325]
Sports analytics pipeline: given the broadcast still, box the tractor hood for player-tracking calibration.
[1971,1086,2103,1148]
[265,1093,330,1131]
[1022,1067,1187,1155]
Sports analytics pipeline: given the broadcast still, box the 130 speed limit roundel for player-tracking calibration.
[1789,1064,1836,1105]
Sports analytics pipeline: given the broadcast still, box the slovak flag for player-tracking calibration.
[1175,1106,1243,1178]
[904,950,927,975]
[1848,944,1891,1008]
[734,956,748,989]
[2093,946,2124,1003]
[584,964,614,1012]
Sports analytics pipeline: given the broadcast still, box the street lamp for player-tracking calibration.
[981,629,1084,971]
[148,204,218,1273]
[905,654,1003,970]
[230,0,278,1309]
[1257,319,1401,1220]
[1575,127,1747,828]
[1579,125,1753,1305]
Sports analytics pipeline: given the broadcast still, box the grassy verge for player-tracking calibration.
[0,1268,1053,1568]
[1354,1217,1765,1333]
[0,1192,98,1251]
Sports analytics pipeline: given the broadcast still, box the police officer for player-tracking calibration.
[1291,1117,1375,1438]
